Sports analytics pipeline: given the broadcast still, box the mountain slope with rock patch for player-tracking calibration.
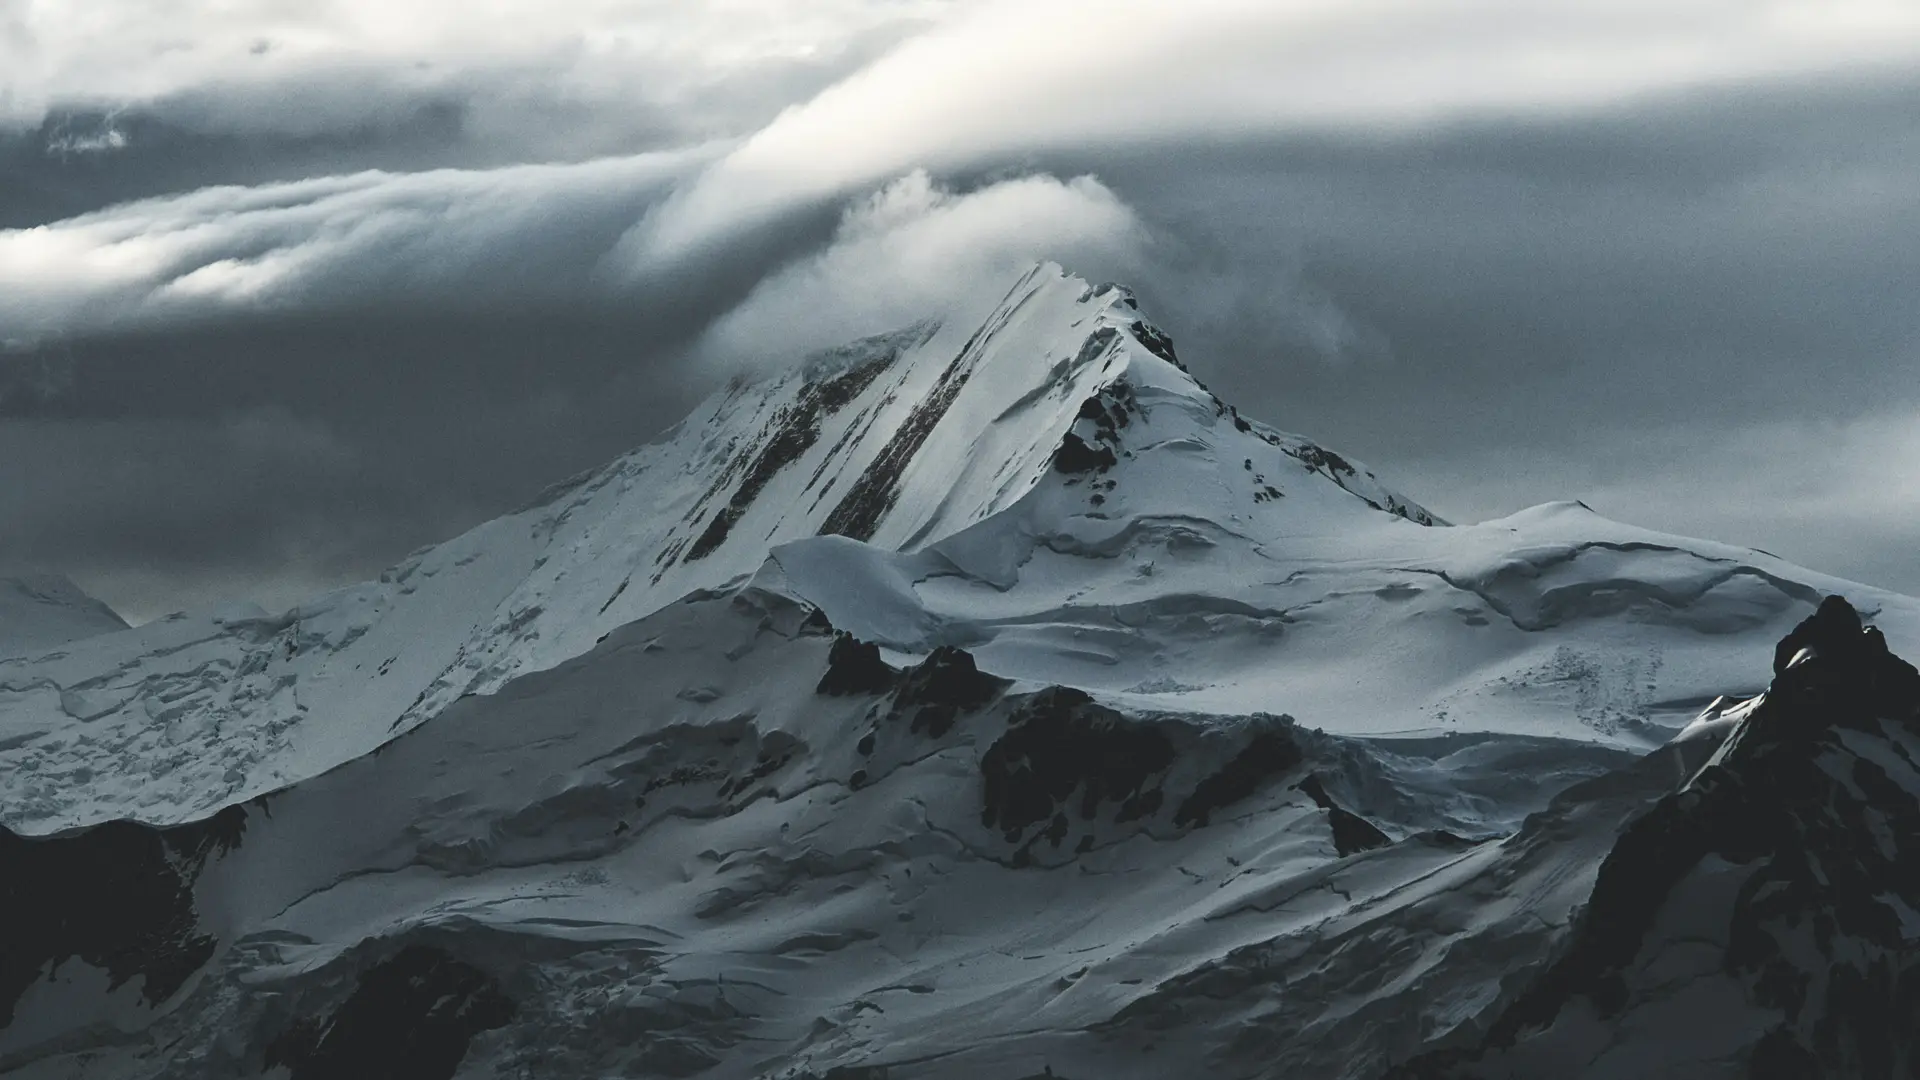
[2,264,1915,1080]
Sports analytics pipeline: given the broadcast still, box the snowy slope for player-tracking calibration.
[0,574,126,658]
[775,498,1918,747]
[0,584,1635,1080]
[6,582,1913,1080]
[3,262,1919,1080]
[1390,598,1920,1079]
[767,328,1917,747]
[0,264,1446,835]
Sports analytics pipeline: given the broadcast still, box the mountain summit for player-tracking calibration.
[1,264,1916,1079]
[0,263,1439,833]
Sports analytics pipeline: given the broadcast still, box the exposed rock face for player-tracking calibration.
[1173,731,1303,828]
[979,688,1178,858]
[686,351,899,562]
[885,645,1011,738]
[1771,592,1865,675]
[977,690,1314,867]
[816,633,897,696]
[1051,431,1117,474]
[1389,595,1920,1079]
[818,313,1001,543]
[1127,319,1183,370]
[0,804,247,1026]
[263,944,515,1080]
[1052,380,1135,476]
[1295,773,1393,857]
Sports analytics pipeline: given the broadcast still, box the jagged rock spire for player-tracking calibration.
[1391,596,1920,1080]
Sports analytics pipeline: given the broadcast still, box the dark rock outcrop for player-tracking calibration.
[979,688,1177,855]
[798,605,836,636]
[886,645,1010,738]
[1128,320,1183,371]
[981,694,1318,865]
[1053,380,1134,476]
[816,633,897,696]
[1052,432,1117,474]
[1772,593,1865,675]
[686,350,897,561]
[0,804,247,1028]
[263,944,515,1080]
[1173,731,1304,828]
[820,312,1009,542]
[1388,595,1920,1079]
[1296,773,1393,857]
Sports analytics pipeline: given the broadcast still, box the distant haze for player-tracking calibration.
[3,0,1917,620]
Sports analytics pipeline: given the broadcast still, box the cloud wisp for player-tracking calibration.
[696,170,1147,372]
[0,149,711,345]
[627,0,1920,265]
[1,0,954,148]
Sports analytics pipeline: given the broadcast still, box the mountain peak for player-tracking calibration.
[8,267,1920,1080]
[0,572,127,658]
[0,261,1439,834]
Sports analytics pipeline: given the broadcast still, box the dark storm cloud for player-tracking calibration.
[1082,70,1920,439]
[0,315,709,621]
[1060,72,1920,591]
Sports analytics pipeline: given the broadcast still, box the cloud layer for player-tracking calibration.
[697,170,1146,372]
[8,0,1920,351]
[3,0,1918,618]
[0,151,708,344]
[2,1,951,144]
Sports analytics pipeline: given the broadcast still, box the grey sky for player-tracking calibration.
[2,1,1916,620]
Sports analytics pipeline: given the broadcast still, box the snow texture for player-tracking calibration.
[1,263,1916,1080]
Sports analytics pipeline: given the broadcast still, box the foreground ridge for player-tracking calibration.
[1391,595,1920,1079]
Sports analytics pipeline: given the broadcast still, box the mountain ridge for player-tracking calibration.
[1388,595,1920,1078]
[0,262,1442,835]
[1,262,1918,1080]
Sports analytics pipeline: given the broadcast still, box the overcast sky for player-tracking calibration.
[3,0,1917,621]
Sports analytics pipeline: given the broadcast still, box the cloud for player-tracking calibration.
[10,1,1918,353]
[0,149,710,343]
[628,0,1920,265]
[1,1,953,141]
[5,0,1920,618]
[696,170,1146,371]
[0,408,372,619]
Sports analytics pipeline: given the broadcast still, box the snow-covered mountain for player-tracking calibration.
[0,573,126,659]
[1,263,1915,1079]
[3,265,1437,833]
